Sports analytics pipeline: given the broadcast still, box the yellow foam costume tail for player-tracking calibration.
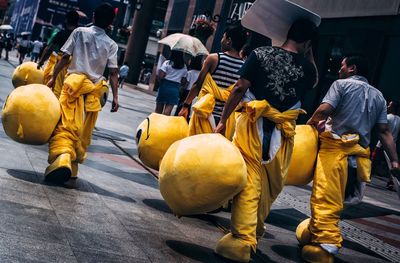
[12,62,44,88]
[159,133,247,216]
[308,132,370,249]
[136,113,189,170]
[189,73,236,140]
[43,53,71,98]
[216,100,305,262]
[2,84,61,145]
[46,74,104,181]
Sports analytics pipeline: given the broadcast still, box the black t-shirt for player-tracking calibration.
[50,29,74,53]
[240,46,316,161]
[240,46,316,112]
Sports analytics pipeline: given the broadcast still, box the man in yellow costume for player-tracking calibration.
[37,10,79,98]
[304,55,400,262]
[45,3,119,184]
[178,24,246,139]
[214,19,318,262]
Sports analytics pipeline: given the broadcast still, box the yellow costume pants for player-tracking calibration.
[48,74,104,167]
[189,73,236,140]
[309,132,371,248]
[43,53,70,98]
[216,100,305,262]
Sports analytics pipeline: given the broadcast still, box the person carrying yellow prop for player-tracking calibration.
[45,3,119,184]
[304,55,400,263]
[37,10,79,98]
[189,73,236,139]
[178,24,246,138]
[214,19,319,262]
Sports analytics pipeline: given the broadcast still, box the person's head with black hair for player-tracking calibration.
[339,55,369,80]
[93,3,115,29]
[239,43,252,60]
[221,23,247,52]
[65,10,79,28]
[169,50,185,70]
[388,100,400,115]
[189,55,203,71]
[285,18,318,54]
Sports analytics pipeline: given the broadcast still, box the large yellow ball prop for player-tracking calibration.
[2,84,61,145]
[159,134,247,216]
[12,62,44,88]
[296,218,312,245]
[286,125,318,185]
[136,113,189,170]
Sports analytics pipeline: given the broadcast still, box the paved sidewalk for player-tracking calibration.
[0,53,399,262]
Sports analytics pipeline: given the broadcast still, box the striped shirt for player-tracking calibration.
[211,52,244,119]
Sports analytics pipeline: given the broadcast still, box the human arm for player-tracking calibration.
[47,53,70,88]
[37,43,56,69]
[377,123,399,168]
[306,103,335,129]
[178,54,217,118]
[109,68,119,112]
[214,78,251,134]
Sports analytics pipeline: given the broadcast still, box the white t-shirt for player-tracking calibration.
[32,40,43,53]
[160,60,187,83]
[61,26,118,83]
[185,69,200,91]
[377,113,400,148]
[119,65,129,77]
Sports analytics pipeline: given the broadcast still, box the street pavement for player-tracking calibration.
[0,53,399,262]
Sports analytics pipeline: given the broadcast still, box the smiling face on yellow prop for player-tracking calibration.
[159,134,247,216]
[2,84,61,145]
[12,62,44,88]
[136,113,189,170]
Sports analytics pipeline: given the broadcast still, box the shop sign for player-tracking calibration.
[229,2,253,22]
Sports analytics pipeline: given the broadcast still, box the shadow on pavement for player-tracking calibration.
[7,169,136,204]
[143,198,172,214]
[342,202,400,219]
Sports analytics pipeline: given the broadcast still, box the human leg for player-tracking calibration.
[155,103,164,114]
[163,104,174,116]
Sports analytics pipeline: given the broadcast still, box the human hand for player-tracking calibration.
[37,63,42,70]
[178,107,189,119]
[47,78,55,89]
[111,97,119,112]
[214,122,226,135]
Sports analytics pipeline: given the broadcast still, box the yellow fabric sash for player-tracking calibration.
[48,74,105,164]
[189,73,236,140]
[43,53,71,98]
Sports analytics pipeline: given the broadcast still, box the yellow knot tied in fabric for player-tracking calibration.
[136,113,189,170]
[189,74,236,139]
[286,125,318,185]
[159,134,247,216]
[12,62,44,88]
[2,84,61,145]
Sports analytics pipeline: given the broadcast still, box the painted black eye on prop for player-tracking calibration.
[136,129,142,144]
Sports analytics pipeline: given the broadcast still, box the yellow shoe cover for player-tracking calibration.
[215,233,252,263]
[159,134,247,216]
[45,153,72,183]
[136,113,189,170]
[286,125,318,185]
[70,162,78,179]
[2,84,61,145]
[12,62,44,88]
[296,218,311,246]
[302,245,334,263]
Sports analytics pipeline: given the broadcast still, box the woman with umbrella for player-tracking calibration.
[155,50,188,115]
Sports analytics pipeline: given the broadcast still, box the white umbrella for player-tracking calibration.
[158,33,209,57]
[241,0,321,46]
[21,32,31,36]
[0,25,13,30]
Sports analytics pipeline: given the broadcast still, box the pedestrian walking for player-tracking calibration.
[30,38,43,62]
[45,3,119,183]
[4,33,13,61]
[118,62,129,88]
[304,56,400,262]
[155,50,188,116]
[174,56,202,118]
[213,19,318,262]
[37,10,79,98]
[179,24,246,125]
[17,35,30,64]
